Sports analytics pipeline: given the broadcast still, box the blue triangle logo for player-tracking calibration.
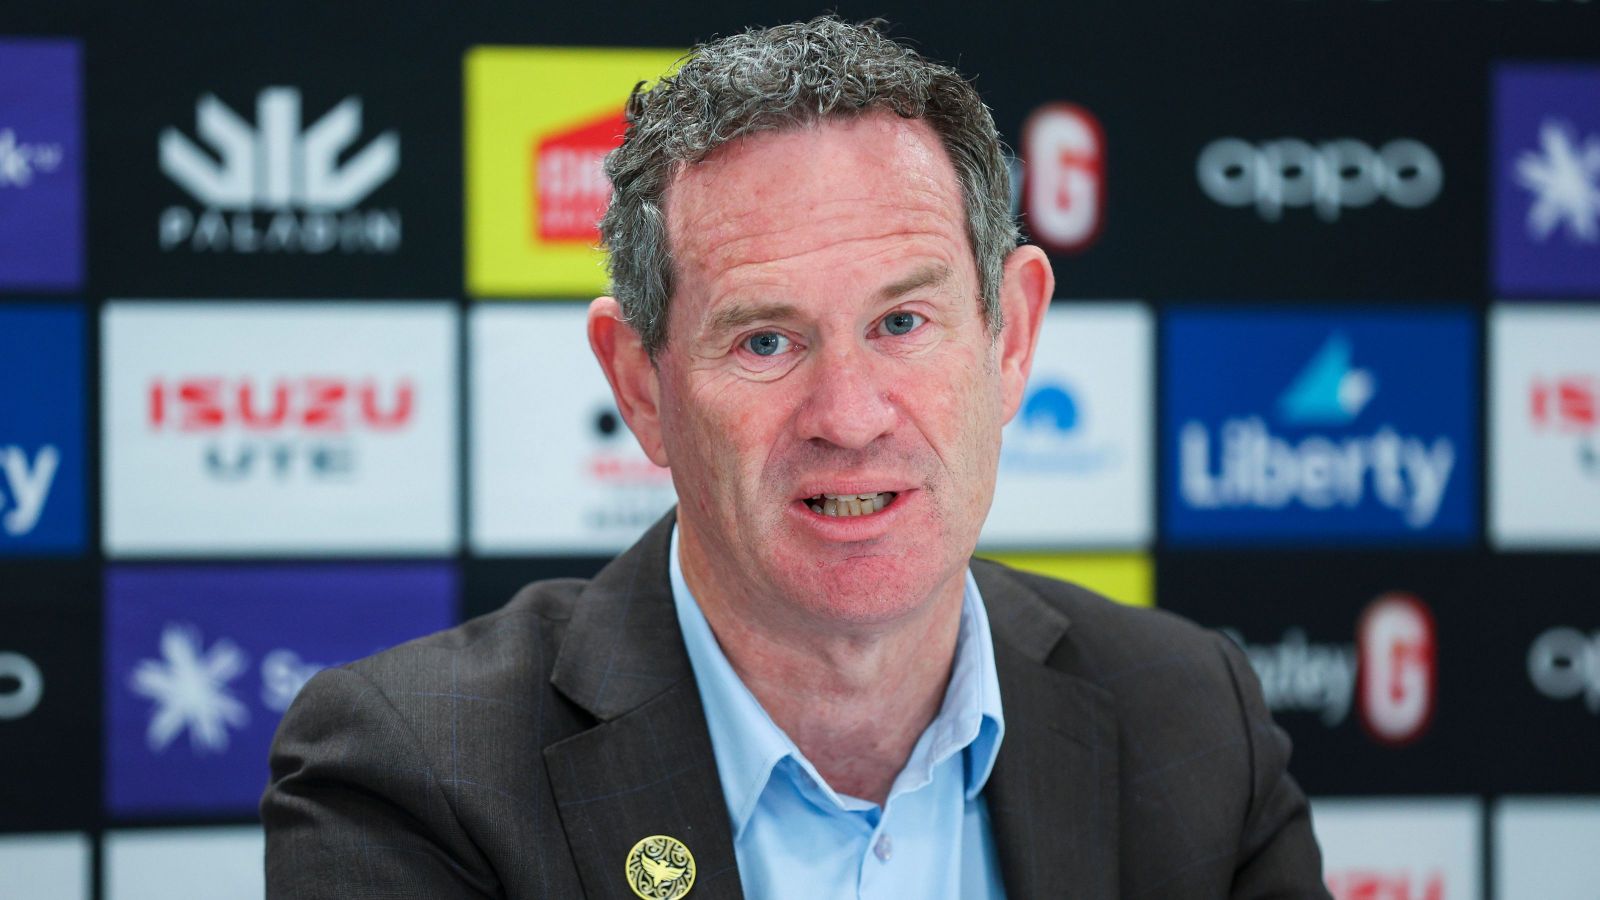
[1277,333,1375,426]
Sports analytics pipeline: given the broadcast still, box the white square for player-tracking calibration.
[104,826,264,900]
[0,832,90,900]
[103,302,459,556]
[981,302,1152,548]
[1311,796,1481,899]
[1490,304,1600,549]
[1495,796,1600,899]
[470,303,676,554]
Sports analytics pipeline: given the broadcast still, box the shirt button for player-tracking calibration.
[873,833,893,863]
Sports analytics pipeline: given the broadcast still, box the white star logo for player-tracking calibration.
[1515,119,1600,243]
[129,623,251,755]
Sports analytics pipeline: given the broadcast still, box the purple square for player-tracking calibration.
[1493,65,1600,297]
[0,39,83,290]
[104,565,457,817]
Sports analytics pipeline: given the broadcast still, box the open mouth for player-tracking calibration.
[802,492,898,518]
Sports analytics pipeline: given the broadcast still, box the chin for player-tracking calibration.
[793,553,959,626]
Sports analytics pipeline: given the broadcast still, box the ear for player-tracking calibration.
[996,244,1055,423]
[588,297,669,467]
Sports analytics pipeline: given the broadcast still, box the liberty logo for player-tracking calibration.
[128,623,250,754]
[158,87,401,254]
[0,445,59,537]
[1180,333,1456,529]
[1515,120,1600,244]
[0,128,65,188]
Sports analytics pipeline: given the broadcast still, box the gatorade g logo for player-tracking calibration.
[1022,104,1104,254]
[1356,593,1436,747]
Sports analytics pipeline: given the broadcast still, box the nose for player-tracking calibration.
[793,340,898,450]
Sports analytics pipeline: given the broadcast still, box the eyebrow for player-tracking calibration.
[878,264,953,301]
[703,302,802,341]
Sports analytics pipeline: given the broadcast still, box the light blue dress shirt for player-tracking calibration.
[669,527,1008,899]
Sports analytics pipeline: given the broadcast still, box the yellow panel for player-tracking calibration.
[466,46,685,297]
[977,552,1154,608]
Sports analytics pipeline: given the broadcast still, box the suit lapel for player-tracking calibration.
[975,560,1121,900]
[546,511,744,899]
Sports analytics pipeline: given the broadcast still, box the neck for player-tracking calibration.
[679,526,966,806]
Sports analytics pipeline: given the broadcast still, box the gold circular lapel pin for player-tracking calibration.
[625,834,696,900]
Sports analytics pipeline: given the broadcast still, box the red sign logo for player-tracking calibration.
[1022,103,1104,254]
[148,376,414,432]
[1357,593,1437,747]
[534,110,627,243]
[1327,869,1445,900]
[1531,375,1597,432]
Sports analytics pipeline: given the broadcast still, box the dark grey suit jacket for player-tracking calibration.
[263,513,1329,898]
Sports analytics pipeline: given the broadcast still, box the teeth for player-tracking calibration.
[805,491,896,518]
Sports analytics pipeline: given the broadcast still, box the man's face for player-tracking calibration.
[646,113,1019,626]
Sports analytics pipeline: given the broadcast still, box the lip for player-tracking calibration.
[789,477,917,502]
[786,488,915,543]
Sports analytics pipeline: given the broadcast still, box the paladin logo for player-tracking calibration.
[1180,332,1456,529]
[1224,628,1356,727]
[128,623,250,755]
[0,128,65,188]
[158,87,400,254]
[1528,627,1600,714]
[0,651,44,720]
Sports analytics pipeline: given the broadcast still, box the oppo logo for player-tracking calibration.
[1022,103,1104,254]
[1356,593,1437,747]
[148,376,414,432]
[1528,627,1600,714]
[0,651,43,720]
[1197,138,1443,221]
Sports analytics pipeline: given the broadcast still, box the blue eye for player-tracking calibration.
[745,332,790,356]
[882,311,924,336]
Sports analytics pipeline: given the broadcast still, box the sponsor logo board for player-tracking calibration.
[1021,104,1104,254]
[158,86,400,255]
[1163,308,1476,545]
[983,303,1151,548]
[1494,798,1600,898]
[102,302,457,556]
[0,565,100,830]
[0,306,85,555]
[470,303,676,553]
[1312,797,1481,900]
[976,552,1152,607]
[1197,137,1443,222]
[0,832,90,899]
[1493,65,1600,296]
[104,826,264,899]
[1490,305,1600,548]
[104,565,455,816]
[0,39,82,290]
[466,46,684,297]
[1226,592,1437,747]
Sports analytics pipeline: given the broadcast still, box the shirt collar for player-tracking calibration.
[668,525,1005,839]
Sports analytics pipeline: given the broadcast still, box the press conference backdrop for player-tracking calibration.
[2,1,1598,897]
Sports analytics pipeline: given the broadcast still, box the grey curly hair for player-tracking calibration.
[599,16,1020,358]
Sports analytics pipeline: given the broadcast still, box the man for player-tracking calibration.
[263,17,1328,899]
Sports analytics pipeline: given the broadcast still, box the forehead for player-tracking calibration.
[662,112,971,301]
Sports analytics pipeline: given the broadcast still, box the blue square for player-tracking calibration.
[1493,65,1600,297]
[0,305,85,554]
[1162,308,1478,546]
[0,39,83,290]
[104,565,457,817]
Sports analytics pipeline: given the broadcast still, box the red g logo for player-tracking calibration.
[1357,593,1437,747]
[1022,103,1104,254]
